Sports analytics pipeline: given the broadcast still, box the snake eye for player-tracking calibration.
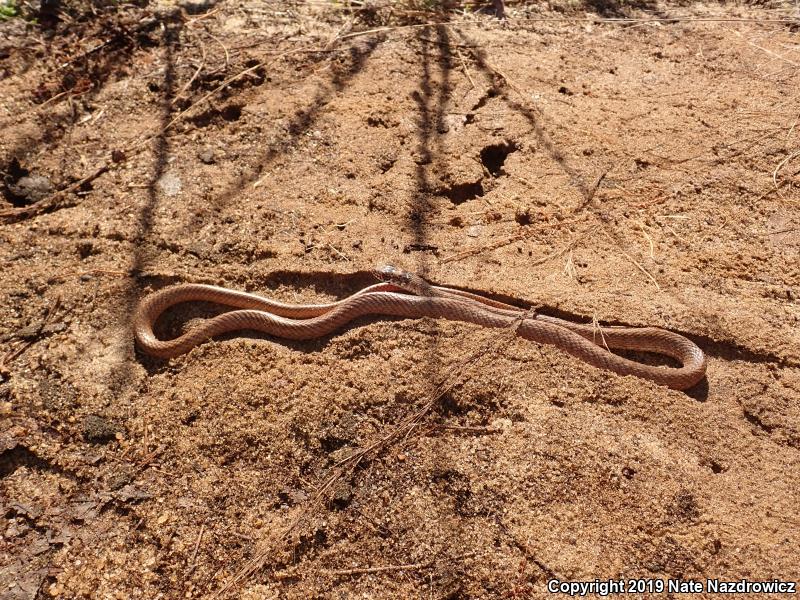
[375,265,397,281]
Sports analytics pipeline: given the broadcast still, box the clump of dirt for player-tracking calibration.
[1,0,799,598]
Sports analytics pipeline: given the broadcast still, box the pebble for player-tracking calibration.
[156,173,182,197]
[82,414,119,444]
[198,149,215,164]
[8,174,52,203]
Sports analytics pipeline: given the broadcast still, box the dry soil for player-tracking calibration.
[1,1,799,598]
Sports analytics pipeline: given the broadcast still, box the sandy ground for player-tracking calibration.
[1,1,799,598]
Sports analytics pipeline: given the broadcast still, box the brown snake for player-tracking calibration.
[134,265,707,390]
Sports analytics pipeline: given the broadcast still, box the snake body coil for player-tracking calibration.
[134,266,707,390]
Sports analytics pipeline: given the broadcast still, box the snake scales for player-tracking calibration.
[134,265,707,390]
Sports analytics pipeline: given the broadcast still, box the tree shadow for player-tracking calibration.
[183,35,387,234]
[0,6,174,208]
[408,24,454,376]
[453,28,594,206]
[104,15,181,395]
[410,23,492,595]
[581,0,661,18]
[408,26,454,271]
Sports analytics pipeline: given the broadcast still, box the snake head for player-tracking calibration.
[373,264,411,285]
[373,265,434,296]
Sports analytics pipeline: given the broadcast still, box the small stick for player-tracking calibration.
[33,89,71,111]
[440,221,584,264]
[784,115,798,146]
[729,27,800,67]
[54,39,112,71]
[757,226,799,236]
[602,230,660,290]
[622,249,660,289]
[173,38,207,105]
[586,171,607,204]
[326,243,351,262]
[417,37,477,48]
[563,250,577,280]
[455,46,476,90]
[325,14,355,51]
[336,17,800,44]
[773,150,800,198]
[189,523,206,568]
[431,424,495,434]
[142,415,149,459]
[591,313,610,352]
[637,221,656,259]
[323,562,430,576]
[186,4,223,25]
[206,33,231,71]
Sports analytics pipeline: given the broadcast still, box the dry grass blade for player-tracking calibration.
[591,312,610,352]
[172,37,207,105]
[336,15,799,44]
[601,229,661,290]
[773,150,800,198]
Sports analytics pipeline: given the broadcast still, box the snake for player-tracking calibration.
[134,265,707,390]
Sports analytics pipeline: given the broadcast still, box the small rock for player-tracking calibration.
[466,225,482,238]
[223,15,246,31]
[198,149,216,164]
[443,113,467,133]
[82,414,119,444]
[331,481,353,510]
[8,174,52,203]
[489,418,513,432]
[115,484,152,503]
[156,172,182,197]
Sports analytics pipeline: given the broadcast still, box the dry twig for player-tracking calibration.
[601,229,660,290]
[188,523,206,571]
[0,163,109,223]
[773,150,800,199]
[0,295,63,377]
